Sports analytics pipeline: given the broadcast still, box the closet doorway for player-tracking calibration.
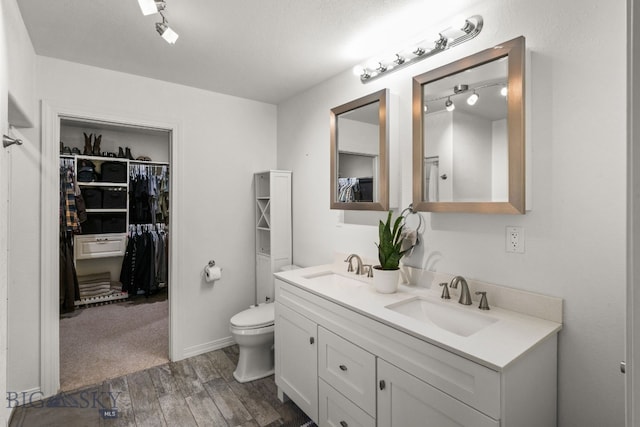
[42,104,180,396]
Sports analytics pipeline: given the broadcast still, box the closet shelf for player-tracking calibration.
[86,209,127,213]
[78,182,127,188]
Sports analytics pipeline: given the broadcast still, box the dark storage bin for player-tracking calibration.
[102,189,127,209]
[82,216,102,234]
[101,161,127,183]
[82,188,103,209]
[102,215,126,233]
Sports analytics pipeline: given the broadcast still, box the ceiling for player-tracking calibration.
[16,0,477,104]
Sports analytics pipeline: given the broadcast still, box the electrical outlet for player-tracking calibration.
[506,226,525,253]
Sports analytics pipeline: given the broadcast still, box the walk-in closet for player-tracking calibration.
[58,118,171,391]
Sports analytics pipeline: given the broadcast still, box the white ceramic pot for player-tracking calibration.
[373,267,400,294]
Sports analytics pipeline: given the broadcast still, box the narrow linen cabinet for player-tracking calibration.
[254,171,292,304]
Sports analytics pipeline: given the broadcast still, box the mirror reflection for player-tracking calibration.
[412,36,525,214]
[422,58,508,203]
[331,89,389,210]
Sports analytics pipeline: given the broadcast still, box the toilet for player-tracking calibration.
[229,265,298,383]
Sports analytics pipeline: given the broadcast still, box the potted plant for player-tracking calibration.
[373,210,409,293]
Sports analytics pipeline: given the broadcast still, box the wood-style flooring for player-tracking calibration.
[9,346,313,427]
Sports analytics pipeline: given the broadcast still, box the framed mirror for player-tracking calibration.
[412,36,525,214]
[331,89,389,210]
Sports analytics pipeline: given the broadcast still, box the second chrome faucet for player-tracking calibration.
[449,276,472,305]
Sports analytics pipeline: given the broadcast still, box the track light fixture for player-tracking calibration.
[424,82,505,114]
[354,15,483,83]
[467,90,479,105]
[445,97,455,112]
[138,0,165,16]
[138,0,179,44]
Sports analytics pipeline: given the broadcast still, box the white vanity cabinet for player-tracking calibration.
[377,359,498,427]
[274,277,559,427]
[274,301,318,422]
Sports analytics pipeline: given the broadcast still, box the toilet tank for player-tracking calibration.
[257,262,298,304]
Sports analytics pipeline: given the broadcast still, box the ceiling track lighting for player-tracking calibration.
[424,82,505,113]
[138,0,179,44]
[445,97,455,112]
[354,15,483,84]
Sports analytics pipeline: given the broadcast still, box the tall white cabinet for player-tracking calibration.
[255,170,292,304]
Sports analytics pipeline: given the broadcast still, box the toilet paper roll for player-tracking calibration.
[204,265,222,282]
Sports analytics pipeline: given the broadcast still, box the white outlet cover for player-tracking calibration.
[506,226,525,253]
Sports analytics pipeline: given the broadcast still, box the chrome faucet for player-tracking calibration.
[345,254,364,275]
[449,276,472,305]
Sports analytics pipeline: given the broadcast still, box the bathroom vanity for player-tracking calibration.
[274,265,562,427]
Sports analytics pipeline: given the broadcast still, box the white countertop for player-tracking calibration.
[275,264,562,371]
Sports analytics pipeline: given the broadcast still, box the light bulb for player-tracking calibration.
[445,98,455,112]
[467,92,479,106]
[138,0,159,15]
[500,86,508,96]
[450,15,468,31]
[423,104,428,113]
[352,65,365,76]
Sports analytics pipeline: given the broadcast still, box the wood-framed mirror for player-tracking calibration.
[412,36,525,214]
[331,88,389,211]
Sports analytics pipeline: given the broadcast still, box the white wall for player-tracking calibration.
[4,0,35,127]
[7,55,277,394]
[277,0,626,426]
[3,0,38,417]
[0,2,10,424]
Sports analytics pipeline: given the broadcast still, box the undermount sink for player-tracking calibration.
[302,271,364,287]
[385,297,498,337]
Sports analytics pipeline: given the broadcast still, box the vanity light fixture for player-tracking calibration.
[138,0,179,44]
[353,15,483,84]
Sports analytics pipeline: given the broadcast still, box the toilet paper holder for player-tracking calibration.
[207,260,216,268]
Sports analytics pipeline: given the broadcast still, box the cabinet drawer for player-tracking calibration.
[75,234,127,259]
[319,379,375,427]
[318,327,376,416]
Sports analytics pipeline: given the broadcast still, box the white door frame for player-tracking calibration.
[40,101,182,396]
[628,1,639,425]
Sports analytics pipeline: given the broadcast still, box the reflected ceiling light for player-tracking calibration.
[156,19,179,44]
[138,0,165,16]
[424,82,505,113]
[139,0,179,44]
[467,91,479,105]
[354,15,483,84]
[445,97,455,112]
[500,86,508,96]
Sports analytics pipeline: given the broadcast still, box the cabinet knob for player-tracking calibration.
[340,421,348,427]
[309,337,315,345]
[339,364,347,371]
[379,380,386,390]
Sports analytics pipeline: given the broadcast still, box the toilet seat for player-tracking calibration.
[230,303,274,330]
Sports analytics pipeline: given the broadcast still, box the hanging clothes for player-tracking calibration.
[120,224,169,296]
[59,158,81,312]
[129,164,169,225]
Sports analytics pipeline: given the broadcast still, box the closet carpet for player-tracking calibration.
[60,295,169,391]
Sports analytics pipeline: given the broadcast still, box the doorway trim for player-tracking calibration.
[628,0,639,424]
[40,101,181,396]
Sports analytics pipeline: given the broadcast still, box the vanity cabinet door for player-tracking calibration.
[274,302,318,423]
[377,359,499,427]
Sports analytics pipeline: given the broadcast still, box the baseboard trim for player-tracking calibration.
[183,336,235,359]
